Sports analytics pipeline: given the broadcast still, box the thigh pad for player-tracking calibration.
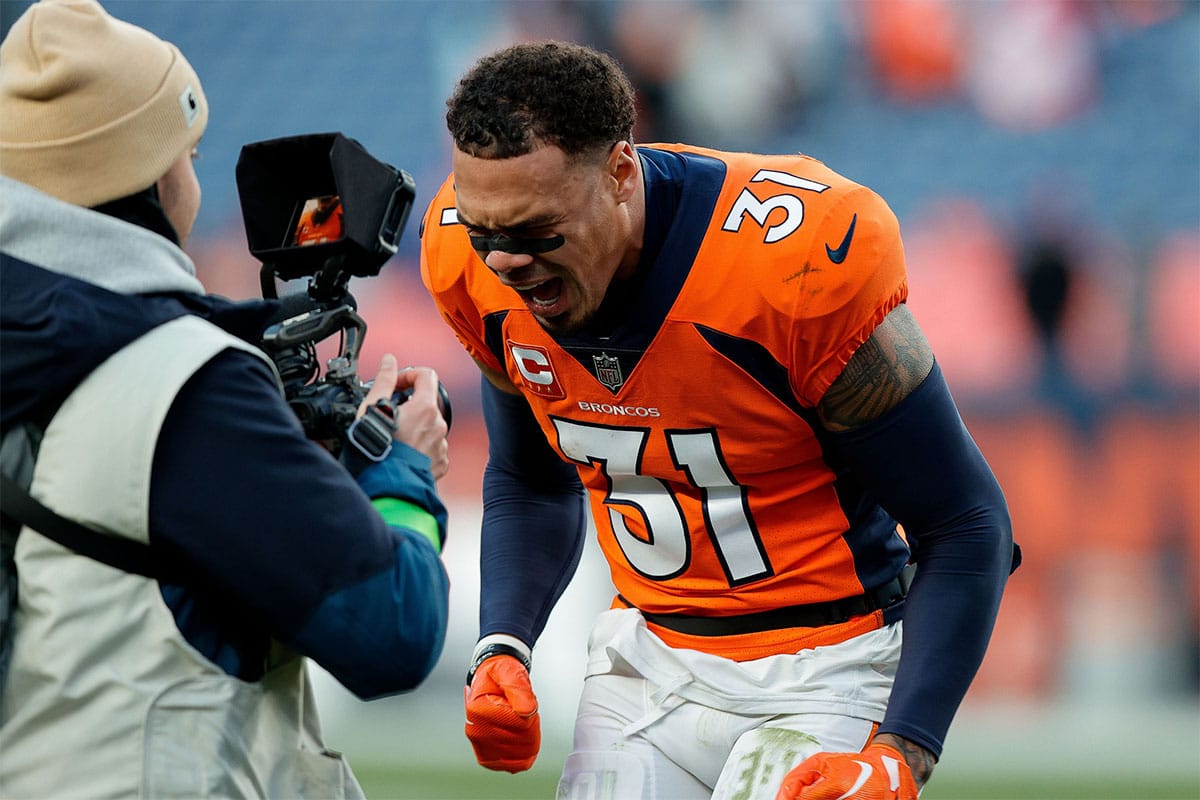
[557,750,647,800]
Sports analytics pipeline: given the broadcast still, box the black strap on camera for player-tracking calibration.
[346,398,398,462]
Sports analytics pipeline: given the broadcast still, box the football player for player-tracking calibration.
[419,41,1017,800]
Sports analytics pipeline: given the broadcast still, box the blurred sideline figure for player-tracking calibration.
[420,42,1018,799]
[0,2,450,797]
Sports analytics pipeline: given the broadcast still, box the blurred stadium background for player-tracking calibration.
[2,1,1196,798]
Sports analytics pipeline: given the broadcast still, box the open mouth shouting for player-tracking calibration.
[512,276,566,318]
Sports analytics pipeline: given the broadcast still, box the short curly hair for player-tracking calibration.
[446,41,636,161]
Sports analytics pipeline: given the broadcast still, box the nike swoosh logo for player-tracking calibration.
[833,760,873,800]
[881,754,902,791]
[825,213,858,264]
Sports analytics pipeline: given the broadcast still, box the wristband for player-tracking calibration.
[466,640,532,686]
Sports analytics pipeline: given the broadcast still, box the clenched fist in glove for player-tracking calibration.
[775,743,919,800]
[464,642,540,773]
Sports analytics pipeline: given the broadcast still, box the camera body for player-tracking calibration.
[236,132,448,451]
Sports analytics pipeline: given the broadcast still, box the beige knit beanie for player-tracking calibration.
[0,0,209,207]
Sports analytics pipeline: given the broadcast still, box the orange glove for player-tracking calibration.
[463,654,540,773]
[775,744,918,800]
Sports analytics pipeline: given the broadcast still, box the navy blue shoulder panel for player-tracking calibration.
[554,148,727,385]
[694,325,806,417]
[635,147,728,316]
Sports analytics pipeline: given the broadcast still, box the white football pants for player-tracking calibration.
[555,610,901,800]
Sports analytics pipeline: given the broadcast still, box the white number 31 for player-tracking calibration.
[721,169,830,244]
[553,418,772,586]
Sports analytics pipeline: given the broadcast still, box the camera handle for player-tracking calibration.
[262,304,364,353]
[261,304,366,384]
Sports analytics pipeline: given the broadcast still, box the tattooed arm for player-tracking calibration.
[869,734,938,788]
[817,303,934,432]
[813,303,1013,789]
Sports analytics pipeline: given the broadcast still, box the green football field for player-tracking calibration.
[319,682,1200,800]
[352,762,1200,800]
[314,640,1200,800]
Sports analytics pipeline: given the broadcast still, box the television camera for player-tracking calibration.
[236,132,449,455]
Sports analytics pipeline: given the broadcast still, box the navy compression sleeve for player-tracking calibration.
[479,376,587,646]
[824,361,1014,758]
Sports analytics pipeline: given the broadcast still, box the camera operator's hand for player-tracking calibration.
[360,355,450,479]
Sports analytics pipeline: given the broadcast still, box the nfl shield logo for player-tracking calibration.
[593,353,624,391]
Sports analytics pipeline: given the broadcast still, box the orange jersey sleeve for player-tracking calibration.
[653,143,908,407]
[420,179,513,373]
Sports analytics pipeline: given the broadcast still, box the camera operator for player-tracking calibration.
[0,2,449,798]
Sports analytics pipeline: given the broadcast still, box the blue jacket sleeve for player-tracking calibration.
[479,376,587,647]
[150,350,449,699]
[355,443,449,551]
[823,361,1014,758]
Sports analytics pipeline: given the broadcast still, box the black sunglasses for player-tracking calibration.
[469,232,565,256]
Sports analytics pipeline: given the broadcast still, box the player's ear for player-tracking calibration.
[607,141,638,203]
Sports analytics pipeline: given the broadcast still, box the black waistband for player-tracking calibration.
[623,566,913,637]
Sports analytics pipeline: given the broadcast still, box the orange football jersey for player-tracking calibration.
[422,144,911,659]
